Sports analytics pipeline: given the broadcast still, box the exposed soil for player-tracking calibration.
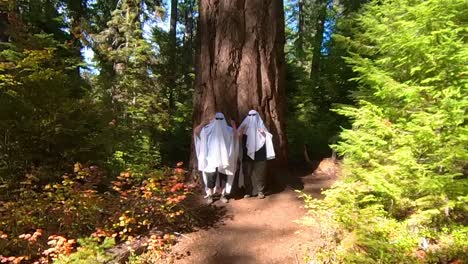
[168,162,338,264]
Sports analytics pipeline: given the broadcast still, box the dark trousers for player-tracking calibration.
[243,160,266,195]
[205,169,227,189]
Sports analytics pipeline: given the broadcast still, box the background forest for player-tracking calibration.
[0,0,466,263]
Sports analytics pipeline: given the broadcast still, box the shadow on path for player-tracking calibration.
[168,159,339,263]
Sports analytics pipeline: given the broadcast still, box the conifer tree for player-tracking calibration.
[302,0,468,262]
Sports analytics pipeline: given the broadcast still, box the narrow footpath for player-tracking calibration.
[169,166,337,264]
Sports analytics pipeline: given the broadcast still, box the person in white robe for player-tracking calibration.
[238,110,275,199]
[194,112,238,204]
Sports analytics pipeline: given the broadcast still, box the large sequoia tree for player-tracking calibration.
[193,0,288,166]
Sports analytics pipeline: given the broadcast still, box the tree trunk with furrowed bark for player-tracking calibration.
[191,0,288,177]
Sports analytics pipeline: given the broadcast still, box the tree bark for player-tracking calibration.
[193,0,288,170]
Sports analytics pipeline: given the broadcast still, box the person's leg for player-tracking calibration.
[205,171,216,204]
[218,172,227,188]
[252,161,267,198]
[218,172,229,203]
[242,160,254,197]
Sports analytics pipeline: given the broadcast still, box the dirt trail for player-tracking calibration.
[169,169,335,264]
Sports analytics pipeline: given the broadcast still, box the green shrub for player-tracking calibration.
[0,164,190,263]
[54,238,115,264]
[301,0,468,262]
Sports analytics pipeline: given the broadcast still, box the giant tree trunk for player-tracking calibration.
[192,0,288,171]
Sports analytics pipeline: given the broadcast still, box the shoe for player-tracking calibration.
[258,192,265,199]
[220,196,229,203]
[244,194,251,198]
[206,196,214,204]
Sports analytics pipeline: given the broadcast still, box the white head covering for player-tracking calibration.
[194,112,239,194]
[239,110,275,160]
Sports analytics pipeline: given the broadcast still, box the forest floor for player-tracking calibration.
[166,160,339,264]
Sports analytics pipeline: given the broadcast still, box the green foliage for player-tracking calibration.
[0,31,108,181]
[301,0,468,262]
[88,0,194,170]
[0,164,190,262]
[0,1,196,260]
[285,0,361,161]
[1,0,195,179]
[54,237,115,264]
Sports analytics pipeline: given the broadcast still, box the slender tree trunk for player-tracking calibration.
[183,0,194,92]
[65,0,87,94]
[193,0,288,171]
[310,0,326,81]
[297,0,304,63]
[169,0,178,38]
[0,11,9,42]
[168,0,178,110]
[67,0,85,43]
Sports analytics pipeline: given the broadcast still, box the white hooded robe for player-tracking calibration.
[194,112,238,194]
[238,110,275,188]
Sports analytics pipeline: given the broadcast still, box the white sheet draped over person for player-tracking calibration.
[238,110,275,199]
[194,112,239,204]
